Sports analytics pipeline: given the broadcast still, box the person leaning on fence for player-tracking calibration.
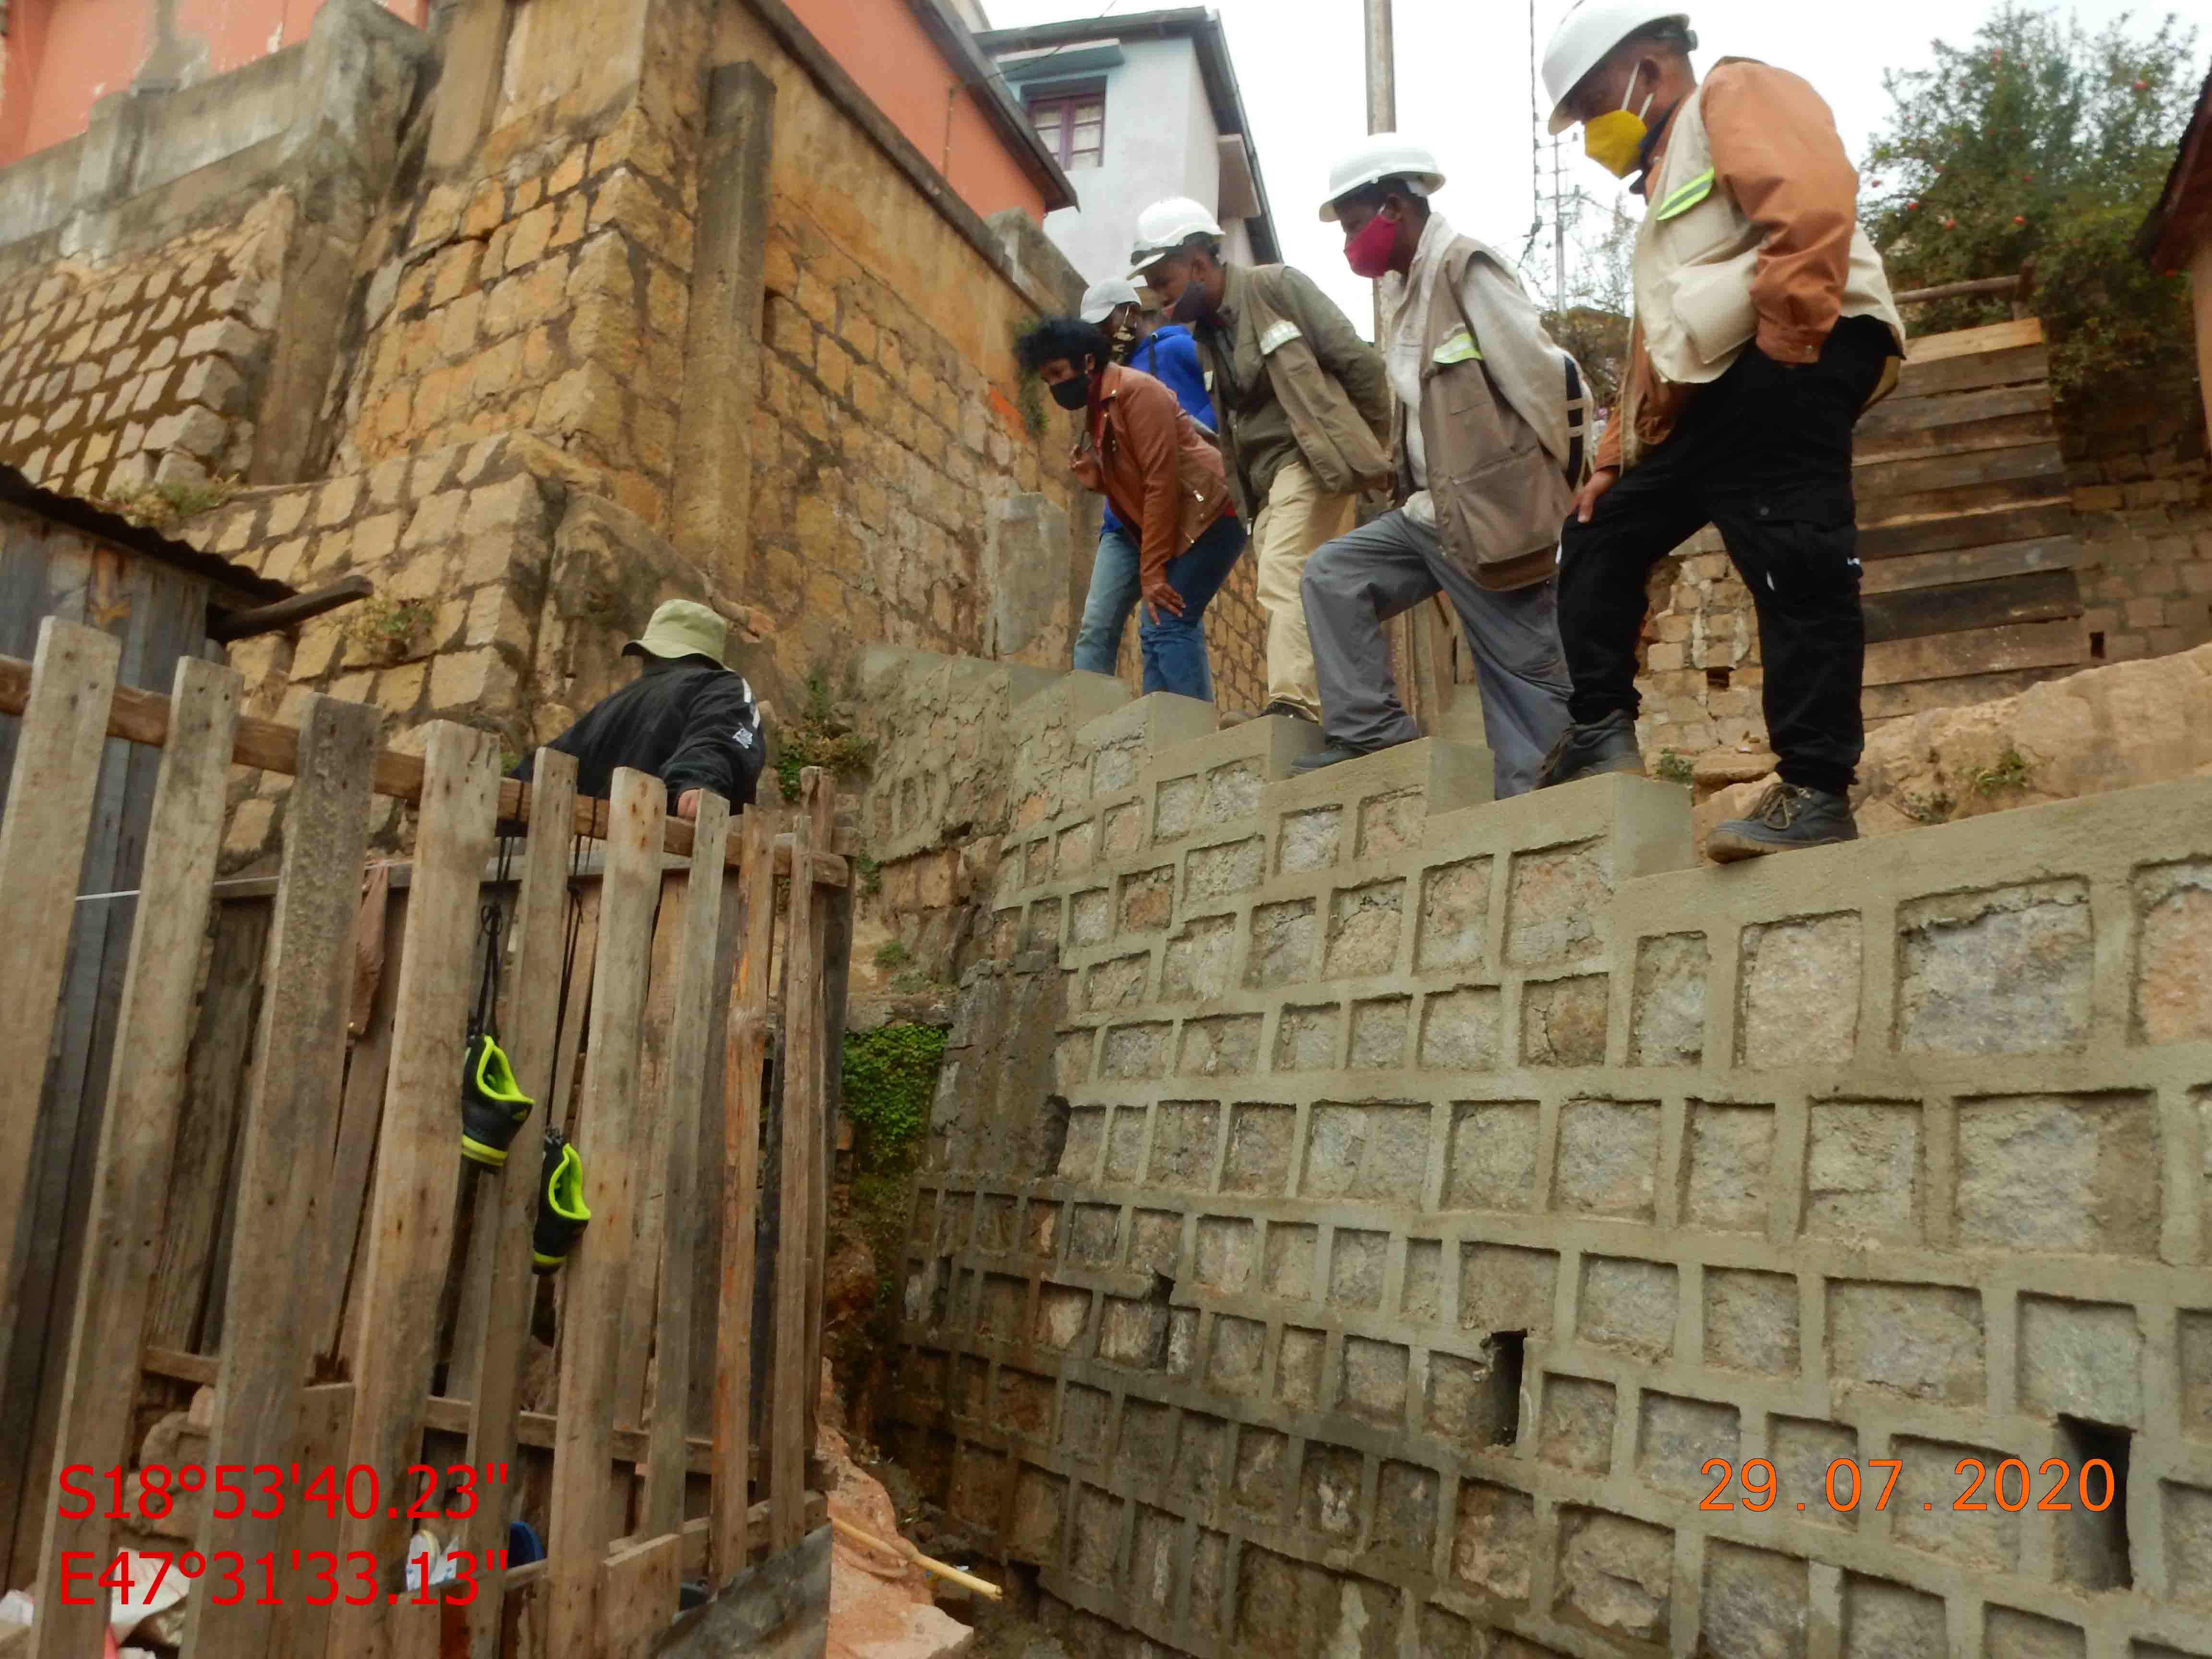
[1019,315,1247,702]
[1536,1,1907,859]
[1294,134,1581,796]
[1072,275,1222,684]
[1128,195,1392,725]
[515,599,766,818]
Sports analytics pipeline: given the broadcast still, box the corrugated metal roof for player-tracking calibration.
[0,463,295,610]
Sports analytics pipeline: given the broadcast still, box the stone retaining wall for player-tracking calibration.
[889,671,2212,1659]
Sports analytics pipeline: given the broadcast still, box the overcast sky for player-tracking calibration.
[979,0,2186,334]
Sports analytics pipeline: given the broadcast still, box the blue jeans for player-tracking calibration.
[1073,527,1140,676]
[1139,514,1247,700]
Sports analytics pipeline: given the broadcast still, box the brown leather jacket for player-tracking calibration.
[1069,363,1233,585]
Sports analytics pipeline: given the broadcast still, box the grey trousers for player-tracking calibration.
[1302,509,1573,797]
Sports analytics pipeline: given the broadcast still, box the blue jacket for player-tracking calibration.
[1102,325,1215,537]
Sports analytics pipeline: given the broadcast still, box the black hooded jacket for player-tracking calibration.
[517,656,764,809]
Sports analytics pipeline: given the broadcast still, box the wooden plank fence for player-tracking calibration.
[0,617,848,1658]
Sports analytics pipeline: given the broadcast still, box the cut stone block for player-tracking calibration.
[1636,1392,1739,1496]
[1417,855,1493,972]
[1828,1281,1983,1404]
[1460,1243,1558,1337]
[1185,835,1265,905]
[1420,985,1502,1070]
[1576,1256,1677,1358]
[2132,858,2212,1042]
[1370,1462,1437,1570]
[1453,1479,1535,1599]
[1326,878,1407,976]
[1194,1215,1255,1293]
[1897,879,2093,1054]
[1348,996,1411,1068]
[1302,1443,1364,1539]
[1059,1382,1111,1461]
[1147,1099,1220,1190]
[1401,1238,1443,1322]
[1842,1574,1946,1659]
[1700,1540,1809,1659]
[1356,786,1425,860]
[1329,1228,1388,1311]
[1279,805,1344,873]
[1339,1336,1410,1425]
[1803,1101,1923,1245]
[1955,1093,2160,1257]
[1682,1100,1774,1232]
[1162,914,1237,998]
[1444,1098,1539,1209]
[1539,1374,1617,1473]
[1521,974,1611,1067]
[1430,1347,1517,1451]
[1275,1002,1343,1071]
[1178,1013,1260,1076]
[1552,1096,1661,1221]
[1119,864,1176,933]
[1249,898,1318,985]
[1207,1315,1266,1393]
[1506,839,1611,967]
[1984,1606,2088,1659]
[1631,931,1707,1066]
[1104,1105,1148,1180]
[1302,1101,1432,1203]
[1221,1103,1296,1194]
[1737,913,1860,1066]
[1264,1221,1317,1300]
[1891,1437,2020,1568]
[1276,1326,1326,1409]
[1554,1508,1672,1644]
[1704,1268,1801,1376]
[2018,1295,2143,1426]
[1770,1416,1857,1530]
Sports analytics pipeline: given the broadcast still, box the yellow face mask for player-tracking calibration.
[1583,62,1655,179]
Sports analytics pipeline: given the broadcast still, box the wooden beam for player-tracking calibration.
[0,621,120,1398]
[1860,568,2081,645]
[461,748,580,1656]
[549,768,665,1659]
[1859,534,2082,597]
[0,653,850,885]
[769,772,827,1551]
[181,693,380,1656]
[30,659,240,1659]
[1857,501,2078,562]
[1853,440,2068,504]
[1863,617,2085,686]
[712,809,777,1584]
[1895,342,2050,398]
[1903,315,2044,362]
[1893,274,2026,305]
[208,573,374,642]
[328,723,504,1659]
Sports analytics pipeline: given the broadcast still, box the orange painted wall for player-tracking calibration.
[0,0,425,166]
[782,0,1047,223]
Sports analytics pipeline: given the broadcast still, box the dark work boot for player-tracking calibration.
[1291,737,1409,776]
[1707,782,1859,862]
[1537,711,1642,788]
[1262,700,1318,725]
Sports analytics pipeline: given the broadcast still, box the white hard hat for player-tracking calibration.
[1320,132,1446,222]
[1127,196,1225,271]
[1079,277,1142,324]
[1541,2,1693,134]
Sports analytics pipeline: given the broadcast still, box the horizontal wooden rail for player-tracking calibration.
[142,1346,745,1479]
[1893,274,2026,304]
[0,654,847,885]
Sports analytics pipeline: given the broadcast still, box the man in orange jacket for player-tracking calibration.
[1018,316,1247,700]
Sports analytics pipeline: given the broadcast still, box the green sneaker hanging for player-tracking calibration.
[460,838,535,1167]
[532,1129,590,1273]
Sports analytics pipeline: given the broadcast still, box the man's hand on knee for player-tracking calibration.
[1574,468,1619,524]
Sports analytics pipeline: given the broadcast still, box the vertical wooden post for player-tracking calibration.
[461,749,579,1656]
[325,722,501,1659]
[547,768,665,1659]
[30,659,239,1659]
[643,794,731,1538]
[711,806,777,1585]
[180,692,381,1659]
[0,618,120,1379]
[769,771,825,1550]
[802,782,837,1452]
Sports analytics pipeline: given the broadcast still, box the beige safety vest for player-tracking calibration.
[1395,238,1579,591]
[1625,62,1906,470]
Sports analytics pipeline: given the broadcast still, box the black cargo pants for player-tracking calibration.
[1556,315,1895,795]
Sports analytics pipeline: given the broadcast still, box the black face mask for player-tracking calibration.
[1049,376,1091,412]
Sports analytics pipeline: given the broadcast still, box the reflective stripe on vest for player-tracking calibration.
[1654,168,1716,221]
[1432,328,1482,366]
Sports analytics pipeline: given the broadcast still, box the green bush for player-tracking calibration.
[842,1022,947,1177]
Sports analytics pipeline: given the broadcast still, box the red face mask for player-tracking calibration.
[1344,211,1398,279]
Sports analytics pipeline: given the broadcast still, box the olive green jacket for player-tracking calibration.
[1190,263,1392,516]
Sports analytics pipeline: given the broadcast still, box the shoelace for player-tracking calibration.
[1752,784,1806,829]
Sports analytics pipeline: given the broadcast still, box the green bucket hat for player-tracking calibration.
[625,600,728,666]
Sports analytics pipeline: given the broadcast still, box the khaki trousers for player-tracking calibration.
[1250,458,1355,719]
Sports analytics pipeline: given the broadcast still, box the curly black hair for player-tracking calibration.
[1016,316,1109,378]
